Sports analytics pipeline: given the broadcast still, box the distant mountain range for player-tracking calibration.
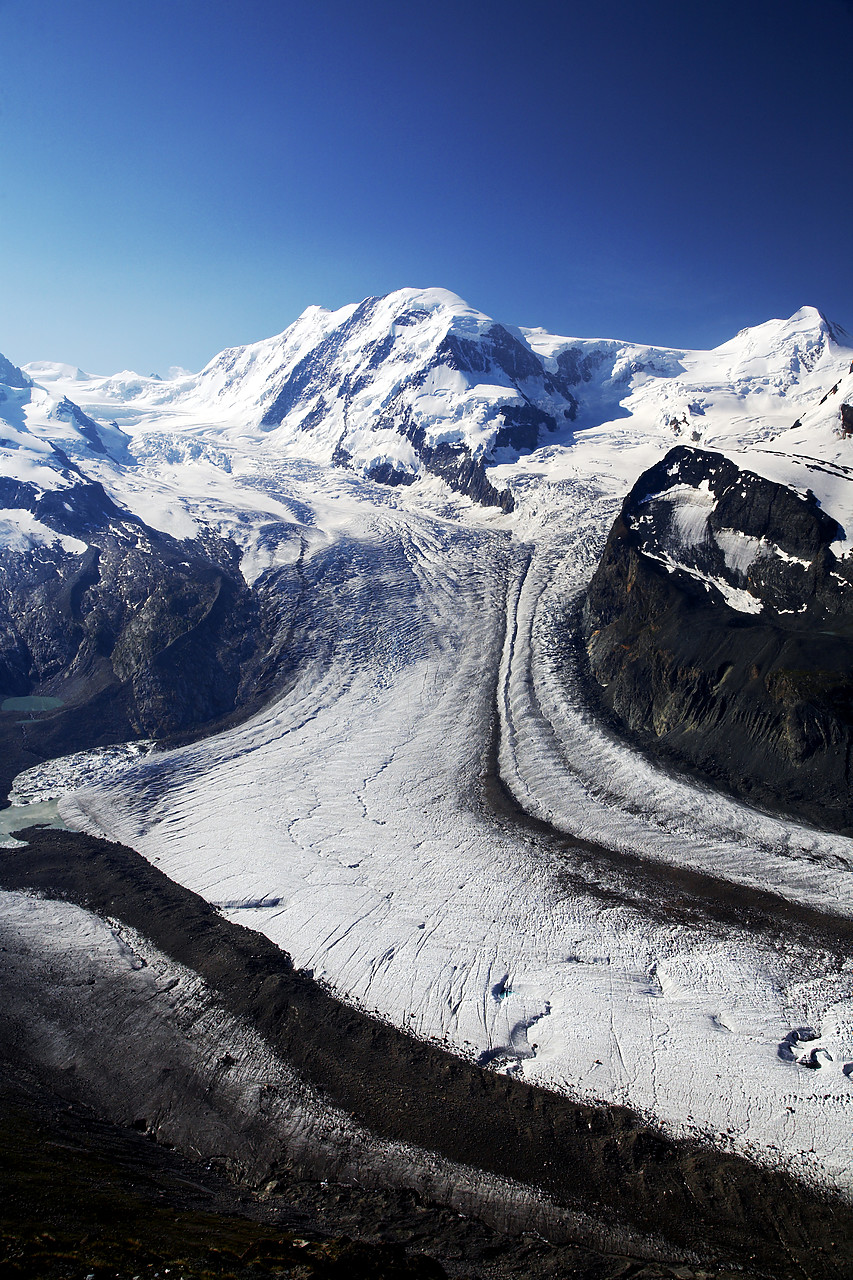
[1,287,852,820]
[7,288,851,520]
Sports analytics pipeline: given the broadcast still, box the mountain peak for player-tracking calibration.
[785,305,852,347]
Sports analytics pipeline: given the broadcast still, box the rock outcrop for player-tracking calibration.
[0,353,31,390]
[0,475,281,784]
[581,446,853,832]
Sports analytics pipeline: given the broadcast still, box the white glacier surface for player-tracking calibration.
[5,289,853,1199]
[53,461,853,1198]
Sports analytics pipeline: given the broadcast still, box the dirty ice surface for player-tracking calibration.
[0,741,156,847]
[3,889,613,1251]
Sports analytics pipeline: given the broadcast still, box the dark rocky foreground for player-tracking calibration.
[0,1062,446,1279]
[2,827,852,1280]
[582,446,853,833]
[0,1058,750,1280]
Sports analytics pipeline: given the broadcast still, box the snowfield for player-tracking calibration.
[4,290,853,1200]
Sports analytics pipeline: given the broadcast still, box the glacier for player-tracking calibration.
[3,288,853,1225]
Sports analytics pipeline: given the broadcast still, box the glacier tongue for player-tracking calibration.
[56,458,853,1198]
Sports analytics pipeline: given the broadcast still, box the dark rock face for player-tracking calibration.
[841,402,853,436]
[554,342,616,386]
[49,396,111,455]
[365,460,418,488]
[581,446,853,832]
[407,423,514,511]
[0,471,127,534]
[493,402,555,452]
[0,353,31,390]
[0,478,279,773]
[428,323,575,404]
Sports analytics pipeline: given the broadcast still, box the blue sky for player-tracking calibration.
[1,0,852,373]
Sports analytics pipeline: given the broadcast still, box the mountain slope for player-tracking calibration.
[23,289,587,511]
[2,289,851,784]
[15,291,853,524]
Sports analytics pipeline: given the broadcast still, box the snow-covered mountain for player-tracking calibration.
[1,288,850,756]
[19,288,584,511]
[7,289,851,528]
[1,288,851,736]
[5,290,853,1258]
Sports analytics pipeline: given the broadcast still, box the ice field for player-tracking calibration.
[45,455,853,1198]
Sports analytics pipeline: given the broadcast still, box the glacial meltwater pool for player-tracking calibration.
[1,696,64,712]
[0,799,67,847]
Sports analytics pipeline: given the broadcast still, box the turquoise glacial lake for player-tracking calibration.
[1,696,64,712]
[0,799,67,846]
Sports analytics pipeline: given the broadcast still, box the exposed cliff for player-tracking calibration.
[582,446,853,832]
[0,474,283,787]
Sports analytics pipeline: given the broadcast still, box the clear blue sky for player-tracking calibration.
[1,0,851,374]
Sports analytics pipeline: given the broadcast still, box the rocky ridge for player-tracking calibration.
[582,445,853,831]
[0,468,284,782]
